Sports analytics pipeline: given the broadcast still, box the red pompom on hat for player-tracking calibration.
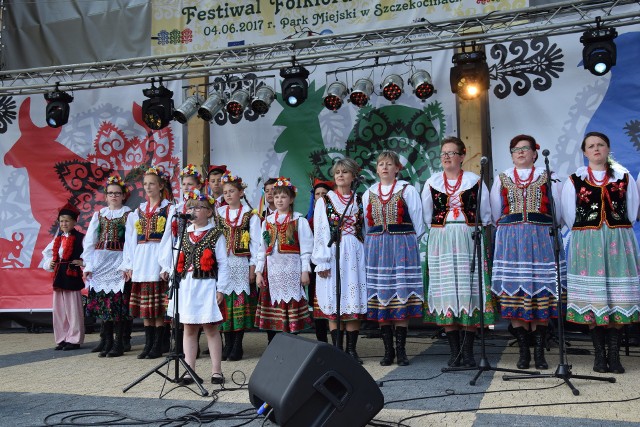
[208,164,228,175]
[58,203,80,221]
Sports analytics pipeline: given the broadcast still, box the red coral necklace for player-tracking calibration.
[378,180,397,204]
[514,166,535,189]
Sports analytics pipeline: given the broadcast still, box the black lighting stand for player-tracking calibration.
[503,150,615,395]
[442,158,540,385]
[123,214,209,397]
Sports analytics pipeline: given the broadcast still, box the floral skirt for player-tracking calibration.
[313,296,364,322]
[496,289,564,322]
[367,295,423,322]
[129,280,168,319]
[219,290,258,332]
[84,287,131,322]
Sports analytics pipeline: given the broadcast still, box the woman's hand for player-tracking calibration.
[256,273,265,288]
[301,271,310,287]
[317,269,330,279]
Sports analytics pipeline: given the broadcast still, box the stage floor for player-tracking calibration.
[1,327,639,426]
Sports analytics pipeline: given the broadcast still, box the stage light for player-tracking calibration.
[226,88,250,118]
[251,85,276,115]
[280,65,309,107]
[173,93,202,124]
[381,74,403,102]
[323,81,348,112]
[198,91,224,121]
[409,70,435,101]
[349,78,373,107]
[44,86,74,128]
[580,18,618,76]
[142,80,174,130]
[450,49,489,100]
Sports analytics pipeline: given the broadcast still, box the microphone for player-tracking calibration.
[175,213,192,220]
[480,156,488,166]
[542,149,550,157]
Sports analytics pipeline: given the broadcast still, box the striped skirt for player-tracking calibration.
[129,280,168,319]
[254,268,311,332]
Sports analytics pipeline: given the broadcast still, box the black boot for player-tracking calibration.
[137,326,155,359]
[461,331,476,367]
[228,331,244,361]
[607,328,625,374]
[107,321,124,358]
[99,321,114,358]
[395,326,409,366]
[445,330,461,367]
[91,321,106,353]
[533,326,549,369]
[379,325,395,366]
[267,330,277,344]
[315,319,328,343]
[161,323,171,353]
[591,327,608,373]
[345,331,363,364]
[330,329,344,351]
[512,326,531,369]
[123,319,133,352]
[221,332,234,360]
[146,326,165,359]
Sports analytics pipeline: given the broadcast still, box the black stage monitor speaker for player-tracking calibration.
[248,333,384,427]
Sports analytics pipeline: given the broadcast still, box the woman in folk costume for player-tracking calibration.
[217,171,261,361]
[42,203,85,351]
[422,137,495,368]
[363,150,424,366]
[255,177,313,339]
[312,158,368,363]
[491,134,566,370]
[120,165,175,359]
[562,131,640,374]
[82,174,132,357]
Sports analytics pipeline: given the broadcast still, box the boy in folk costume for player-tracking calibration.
[207,164,228,208]
[42,203,86,350]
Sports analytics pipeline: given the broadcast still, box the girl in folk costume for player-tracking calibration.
[312,158,368,363]
[562,132,640,374]
[120,165,175,360]
[491,135,566,370]
[255,177,313,339]
[82,174,132,357]
[162,190,228,385]
[363,150,424,366]
[173,164,204,238]
[422,137,495,368]
[41,203,85,351]
[217,172,261,361]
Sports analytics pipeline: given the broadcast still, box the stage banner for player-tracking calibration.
[0,83,183,311]
[151,0,529,54]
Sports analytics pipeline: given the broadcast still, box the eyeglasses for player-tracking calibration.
[106,192,123,197]
[440,151,461,158]
[510,146,532,154]
[187,206,210,211]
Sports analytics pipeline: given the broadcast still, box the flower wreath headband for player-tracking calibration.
[183,189,216,205]
[274,176,297,193]
[221,171,248,189]
[179,164,205,184]
[104,174,129,194]
[144,164,171,182]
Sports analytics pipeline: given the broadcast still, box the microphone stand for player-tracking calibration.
[442,159,540,385]
[123,214,209,397]
[326,180,359,350]
[503,151,616,395]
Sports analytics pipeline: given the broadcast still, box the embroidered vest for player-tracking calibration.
[366,185,416,235]
[178,228,222,280]
[323,194,364,243]
[96,212,129,251]
[221,209,254,257]
[53,229,86,291]
[570,173,631,229]
[430,181,480,227]
[136,205,169,243]
[264,218,301,255]
[497,171,553,225]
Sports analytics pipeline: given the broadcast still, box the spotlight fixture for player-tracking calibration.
[251,85,276,115]
[349,78,374,107]
[280,65,309,107]
[449,48,489,100]
[323,81,348,112]
[226,88,250,118]
[409,70,435,101]
[198,90,225,122]
[142,79,174,130]
[173,93,202,124]
[580,17,618,76]
[44,85,74,128]
[381,74,404,102]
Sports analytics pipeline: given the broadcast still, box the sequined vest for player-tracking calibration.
[264,218,301,255]
[178,228,222,280]
[430,181,480,227]
[96,212,129,251]
[497,171,553,225]
[136,205,169,243]
[570,173,631,229]
[366,185,416,235]
[221,209,254,257]
[323,194,364,243]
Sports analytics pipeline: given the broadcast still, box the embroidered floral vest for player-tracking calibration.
[323,194,364,243]
[430,181,480,227]
[177,228,222,280]
[497,171,552,225]
[221,210,254,257]
[264,218,301,255]
[570,173,631,229]
[96,212,129,251]
[135,205,169,243]
[366,185,415,235]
